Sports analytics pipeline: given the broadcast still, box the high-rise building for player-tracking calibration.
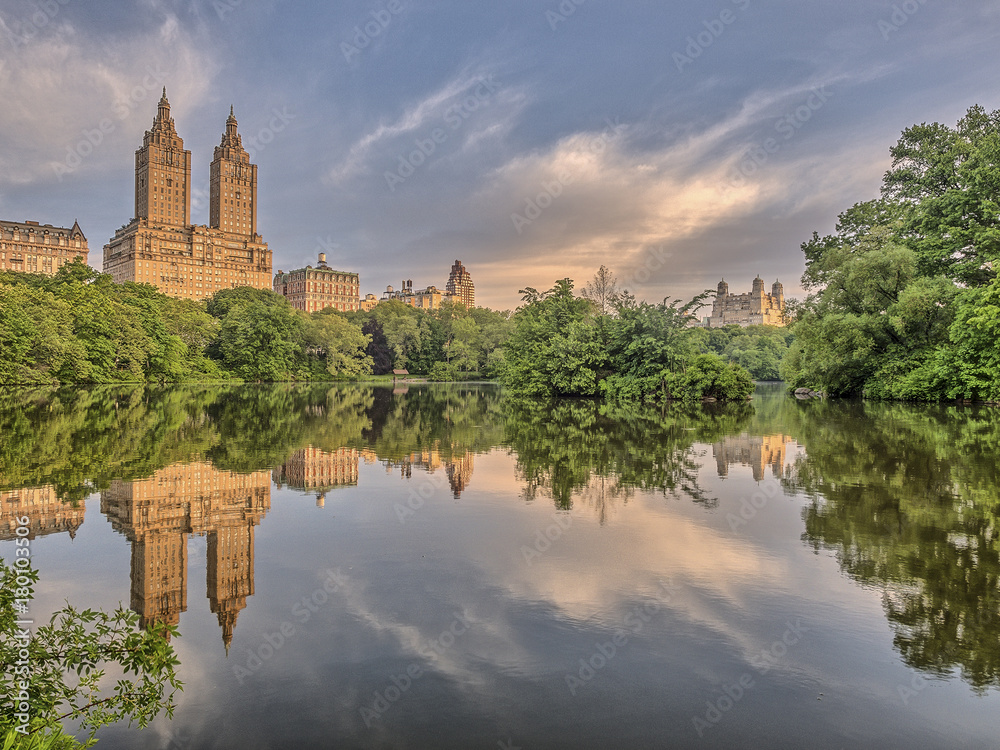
[273,253,360,313]
[373,260,476,310]
[101,461,271,648]
[103,90,272,299]
[445,259,475,308]
[0,220,88,274]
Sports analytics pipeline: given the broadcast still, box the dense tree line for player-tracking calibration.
[782,105,1000,401]
[0,262,511,384]
[342,299,511,379]
[498,278,755,401]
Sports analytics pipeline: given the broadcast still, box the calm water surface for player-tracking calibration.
[1,383,998,749]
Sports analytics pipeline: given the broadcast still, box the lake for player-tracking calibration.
[2,382,998,749]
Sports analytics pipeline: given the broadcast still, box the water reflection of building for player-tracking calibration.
[0,486,86,540]
[273,447,360,507]
[385,449,475,499]
[713,434,792,481]
[100,462,270,650]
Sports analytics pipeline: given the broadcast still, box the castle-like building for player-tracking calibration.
[378,259,475,310]
[707,276,785,327]
[273,254,360,313]
[0,219,88,275]
[103,90,272,299]
[713,434,793,482]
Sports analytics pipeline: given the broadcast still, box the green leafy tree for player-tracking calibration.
[0,561,182,748]
[307,312,373,378]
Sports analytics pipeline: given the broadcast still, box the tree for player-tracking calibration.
[882,105,1000,287]
[780,107,1000,399]
[0,561,182,748]
[362,319,393,375]
[581,265,620,315]
[307,312,373,378]
[213,301,306,381]
[448,317,480,373]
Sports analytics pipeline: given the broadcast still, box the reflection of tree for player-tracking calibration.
[502,398,754,509]
[782,398,1000,692]
[0,384,504,505]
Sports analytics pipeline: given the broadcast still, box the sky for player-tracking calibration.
[1,0,998,310]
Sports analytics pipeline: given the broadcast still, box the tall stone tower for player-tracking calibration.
[130,530,188,635]
[445,260,475,308]
[135,88,192,226]
[751,275,765,309]
[210,107,258,238]
[771,280,784,307]
[207,522,256,653]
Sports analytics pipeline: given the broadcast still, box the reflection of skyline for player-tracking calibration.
[0,486,86,540]
[382,449,475,499]
[273,447,361,507]
[100,462,271,651]
[713,434,794,481]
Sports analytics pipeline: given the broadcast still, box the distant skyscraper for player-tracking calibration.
[103,90,272,299]
[445,259,475,308]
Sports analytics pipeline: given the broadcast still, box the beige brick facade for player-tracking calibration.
[707,276,785,327]
[273,253,360,313]
[103,90,272,300]
[0,220,88,275]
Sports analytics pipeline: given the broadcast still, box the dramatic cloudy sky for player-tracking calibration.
[1,0,998,309]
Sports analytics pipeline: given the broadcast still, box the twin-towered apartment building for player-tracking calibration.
[1,90,471,312]
[95,90,474,312]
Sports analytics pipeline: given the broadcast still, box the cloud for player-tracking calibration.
[0,7,217,186]
[324,69,526,187]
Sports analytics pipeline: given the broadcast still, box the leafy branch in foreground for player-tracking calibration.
[0,560,182,748]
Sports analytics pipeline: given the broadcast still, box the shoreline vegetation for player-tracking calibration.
[2,106,999,403]
[780,104,1000,403]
